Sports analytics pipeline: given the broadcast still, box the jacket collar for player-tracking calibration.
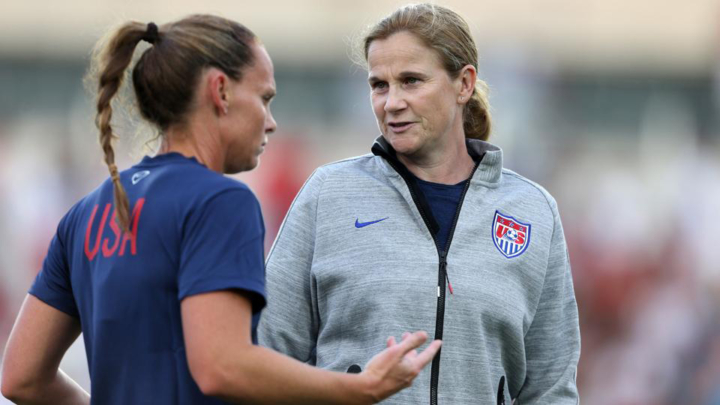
[371,135,503,185]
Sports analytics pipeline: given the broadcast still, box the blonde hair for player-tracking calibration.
[362,3,491,140]
[88,15,256,230]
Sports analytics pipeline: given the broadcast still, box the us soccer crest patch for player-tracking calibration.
[492,211,531,258]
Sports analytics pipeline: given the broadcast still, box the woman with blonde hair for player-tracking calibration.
[260,4,580,404]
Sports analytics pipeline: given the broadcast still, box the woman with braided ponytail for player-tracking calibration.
[1,15,441,405]
[260,4,580,404]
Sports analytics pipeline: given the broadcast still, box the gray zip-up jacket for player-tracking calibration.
[259,138,580,404]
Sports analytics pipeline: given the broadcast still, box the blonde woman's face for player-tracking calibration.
[367,31,464,161]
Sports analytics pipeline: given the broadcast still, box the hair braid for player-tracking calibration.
[94,22,147,231]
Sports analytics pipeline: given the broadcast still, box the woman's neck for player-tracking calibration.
[397,137,475,184]
[159,114,225,173]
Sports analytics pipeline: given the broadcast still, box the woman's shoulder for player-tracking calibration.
[287,154,389,204]
[65,162,258,225]
[498,168,560,217]
[172,170,259,211]
[133,155,256,198]
[318,153,376,172]
[301,153,378,183]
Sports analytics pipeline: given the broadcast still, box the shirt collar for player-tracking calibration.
[371,135,503,185]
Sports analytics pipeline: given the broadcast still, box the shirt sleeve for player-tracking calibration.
[29,215,80,318]
[516,198,580,404]
[178,187,266,314]
[257,168,325,364]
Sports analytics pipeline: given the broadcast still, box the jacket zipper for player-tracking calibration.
[429,170,476,405]
[384,157,480,405]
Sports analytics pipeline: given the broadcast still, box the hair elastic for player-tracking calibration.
[142,22,160,44]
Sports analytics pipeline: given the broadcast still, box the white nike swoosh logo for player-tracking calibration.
[131,170,151,185]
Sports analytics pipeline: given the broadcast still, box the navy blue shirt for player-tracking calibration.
[29,153,266,404]
[414,177,467,252]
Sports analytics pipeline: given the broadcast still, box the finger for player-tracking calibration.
[387,336,397,348]
[405,349,418,359]
[396,331,428,356]
[376,331,429,367]
[412,339,442,369]
[401,331,411,341]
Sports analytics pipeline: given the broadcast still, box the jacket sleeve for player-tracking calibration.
[257,168,326,364]
[516,197,581,404]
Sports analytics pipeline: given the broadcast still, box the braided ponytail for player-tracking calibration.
[93,22,149,231]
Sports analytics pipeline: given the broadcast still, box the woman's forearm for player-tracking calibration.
[2,368,89,405]
[183,291,437,404]
[205,344,372,405]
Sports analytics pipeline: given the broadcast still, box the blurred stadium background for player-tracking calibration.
[1,0,720,403]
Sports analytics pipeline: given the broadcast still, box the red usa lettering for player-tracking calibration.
[84,198,146,261]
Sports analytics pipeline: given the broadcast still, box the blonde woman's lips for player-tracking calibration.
[388,121,415,133]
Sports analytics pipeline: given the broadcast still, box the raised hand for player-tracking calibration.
[360,331,442,403]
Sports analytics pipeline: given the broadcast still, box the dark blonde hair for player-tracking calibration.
[363,3,491,141]
[89,15,256,230]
